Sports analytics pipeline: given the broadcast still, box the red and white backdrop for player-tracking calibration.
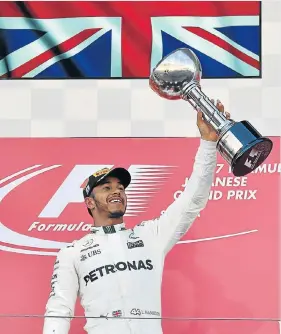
[0,137,279,334]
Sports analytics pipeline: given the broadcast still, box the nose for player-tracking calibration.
[112,188,121,195]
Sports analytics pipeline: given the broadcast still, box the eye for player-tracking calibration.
[104,186,111,191]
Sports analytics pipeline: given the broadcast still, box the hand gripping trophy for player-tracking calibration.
[149,48,273,177]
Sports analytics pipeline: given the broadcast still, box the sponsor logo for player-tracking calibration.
[49,268,59,298]
[0,163,172,256]
[80,249,101,261]
[129,232,139,240]
[127,240,144,249]
[51,274,57,280]
[130,308,160,317]
[53,260,60,271]
[50,280,57,288]
[49,288,56,298]
[82,239,94,248]
[93,168,110,178]
[80,244,99,253]
[131,308,141,316]
[244,148,263,169]
[112,310,122,318]
[84,259,153,285]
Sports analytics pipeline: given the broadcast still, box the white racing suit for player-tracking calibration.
[43,139,217,334]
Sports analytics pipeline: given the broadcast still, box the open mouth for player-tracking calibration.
[108,198,123,204]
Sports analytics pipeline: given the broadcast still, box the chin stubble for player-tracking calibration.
[108,211,124,219]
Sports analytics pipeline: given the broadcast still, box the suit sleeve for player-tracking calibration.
[43,246,79,334]
[146,139,217,255]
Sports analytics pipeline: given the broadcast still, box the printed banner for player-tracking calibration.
[0,137,279,334]
[0,1,261,78]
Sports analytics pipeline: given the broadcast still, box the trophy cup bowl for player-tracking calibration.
[149,48,273,177]
[149,48,202,100]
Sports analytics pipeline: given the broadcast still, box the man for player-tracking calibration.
[43,102,230,334]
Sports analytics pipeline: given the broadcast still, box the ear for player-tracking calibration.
[84,197,95,210]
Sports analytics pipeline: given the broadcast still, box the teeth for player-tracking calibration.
[110,199,121,203]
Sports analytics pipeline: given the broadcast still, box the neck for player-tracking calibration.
[92,216,123,227]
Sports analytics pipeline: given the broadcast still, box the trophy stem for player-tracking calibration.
[181,83,233,134]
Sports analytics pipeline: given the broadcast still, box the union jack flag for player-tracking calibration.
[112,310,122,317]
[0,1,261,79]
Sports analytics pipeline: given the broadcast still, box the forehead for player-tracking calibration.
[97,176,122,186]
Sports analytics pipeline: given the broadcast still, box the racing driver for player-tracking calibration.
[43,101,230,334]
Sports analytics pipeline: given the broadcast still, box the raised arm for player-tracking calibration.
[43,246,79,334]
[148,138,217,254]
[142,101,229,255]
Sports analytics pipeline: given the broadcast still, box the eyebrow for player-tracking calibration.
[99,179,122,186]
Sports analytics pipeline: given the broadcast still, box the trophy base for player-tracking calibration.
[217,121,273,177]
[231,138,273,176]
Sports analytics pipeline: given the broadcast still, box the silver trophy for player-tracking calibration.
[149,48,273,176]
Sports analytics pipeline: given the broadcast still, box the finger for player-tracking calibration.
[196,110,204,125]
[216,100,224,113]
[225,111,230,119]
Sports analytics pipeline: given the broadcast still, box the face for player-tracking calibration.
[85,176,127,218]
